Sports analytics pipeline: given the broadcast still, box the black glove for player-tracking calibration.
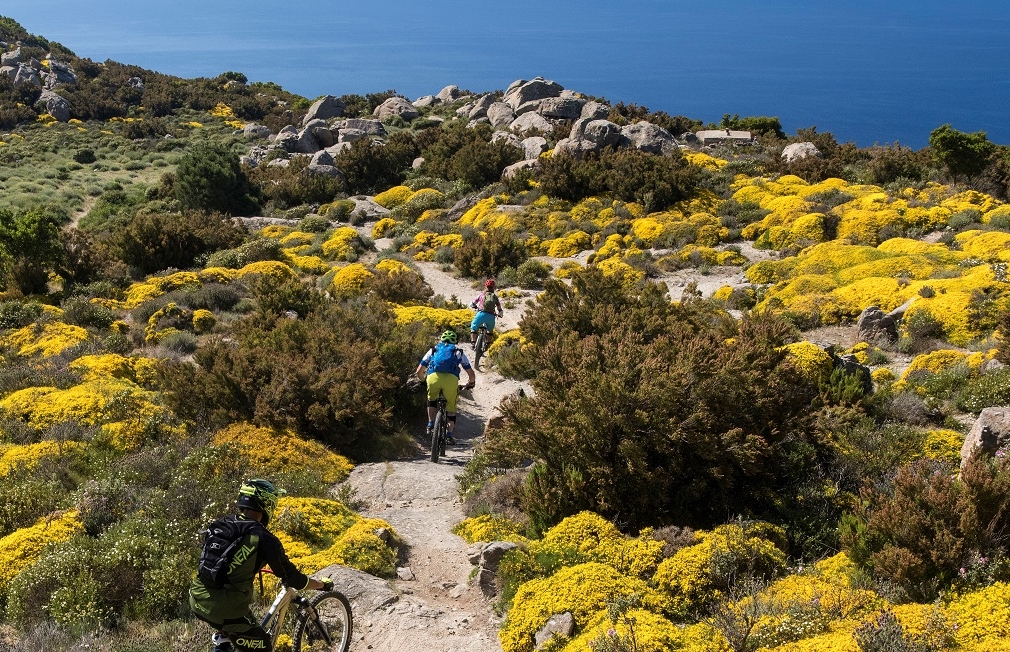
[321,577,334,592]
[463,382,475,391]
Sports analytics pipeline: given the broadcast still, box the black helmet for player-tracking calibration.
[238,479,285,526]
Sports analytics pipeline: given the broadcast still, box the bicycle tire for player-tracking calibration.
[431,409,444,462]
[474,331,487,368]
[291,591,353,652]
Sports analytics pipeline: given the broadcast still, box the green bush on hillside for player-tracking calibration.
[175,142,259,215]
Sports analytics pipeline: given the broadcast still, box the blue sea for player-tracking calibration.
[4,0,1009,148]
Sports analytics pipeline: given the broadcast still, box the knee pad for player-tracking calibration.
[427,399,439,408]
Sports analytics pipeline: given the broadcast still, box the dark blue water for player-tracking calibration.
[4,0,1009,148]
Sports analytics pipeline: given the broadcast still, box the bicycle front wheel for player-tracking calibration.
[292,591,353,652]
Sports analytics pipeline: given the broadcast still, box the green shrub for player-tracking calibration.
[454,229,529,279]
[73,149,97,165]
[956,368,1010,414]
[299,215,331,232]
[0,300,43,329]
[332,131,420,195]
[419,121,523,190]
[61,295,115,329]
[247,156,344,209]
[175,142,259,215]
[110,211,245,274]
[159,330,198,354]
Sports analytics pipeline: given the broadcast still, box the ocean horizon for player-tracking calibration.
[4,0,1009,149]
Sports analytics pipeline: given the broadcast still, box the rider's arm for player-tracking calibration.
[464,367,476,387]
[416,347,434,380]
[259,531,312,590]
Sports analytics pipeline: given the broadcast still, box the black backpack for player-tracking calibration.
[197,516,258,587]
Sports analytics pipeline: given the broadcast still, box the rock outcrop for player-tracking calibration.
[374,96,419,121]
[302,95,345,126]
[36,89,70,123]
[782,141,822,163]
[961,407,1010,469]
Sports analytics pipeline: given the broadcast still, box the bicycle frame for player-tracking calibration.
[261,584,299,648]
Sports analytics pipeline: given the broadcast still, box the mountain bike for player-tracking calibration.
[473,325,490,369]
[430,384,473,463]
[258,569,353,652]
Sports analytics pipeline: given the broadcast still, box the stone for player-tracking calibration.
[337,118,386,136]
[310,150,335,167]
[509,112,553,135]
[477,569,498,597]
[582,120,623,147]
[336,128,368,144]
[468,94,496,120]
[449,584,467,599]
[242,123,272,138]
[513,99,544,116]
[436,85,463,103]
[302,95,345,126]
[41,59,77,88]
[620,121,679,155]
[534,613,575,649]
[13,63,40,88]
[374,527,390,543]
[539,96,585,120]
[412,156,425,169]
[479,541,519,573]
[491,131,522,149]
[835,353,873,395]
[413,95,437,108]
[305,164,344,181]
[782,141,822,163]
[304,119,335,148]
[373,96,419,121]
[294,128,321,154]
[521,136,549,160]
[487,102,516,129]
[467,117,490,129]
[273,131,300,153]
[240,146,271,168]
[504,76,563,110]
[580,101,610,121]
[856,306,898,342]
[36,89,70,122]
[396,566,415,581]
[0,47,21,67]
[502,159,539,180]
[961,408,1010,469]
[456,100,477,117]
[466,542,485,565]
[278,125,298,136]
[324,142,353,157]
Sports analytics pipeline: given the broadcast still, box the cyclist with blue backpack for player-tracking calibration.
[470,278,503,346]
[415,330,475,445]
[190,479,332,652]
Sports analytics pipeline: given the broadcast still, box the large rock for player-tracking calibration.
[539,96,585,120]
[41,59,77,88]
[127,76,145,90]
[620,121,678,155]
[502,159,538,180]
[273,131,300,153]
[337,128,368,144]
[242,123,272,139]
[336,118,386,136]
[468,94,496,120]
[487,102,516,129]
[304,119,335,148]
[491,131,522,149]
[504,76,563,110]
[534,613,575,650]
[36,89,70,122]
[294,128,321,154]
[962,408,1010,468]
[436,85,463,103]
[782,141,822,163]
[856,298,913,342]
[0,47,21,67]
[521,136,549,159]
[580,101,610,120]
[374,96,419,121]
[509,112,554,135]
[413,94,437,108]
[582,119,623,147]
[241,145,272,167]
[310,150,335,167]
[12,63,40,88]
[302,95,345,126]
[479,541,519,572]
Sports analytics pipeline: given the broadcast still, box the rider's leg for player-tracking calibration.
[219,614,269,652]
[212,632,233,652]
[446,413,457,443]
[425,373,439,431]
[470,312,481,344]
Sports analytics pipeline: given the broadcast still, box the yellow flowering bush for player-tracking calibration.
[2,322,89,357]
[871,368,896,384]
[372,217,397,239]
[596,257,644,287]
[320,227,361,260]
[554,261,582,279]
[488,328,523,359]
[684,151,728,170]
[69,354,158,384]
[192,309,216,334]
[541,231,592,258]
[946,582,1010,649]
[562,609,729,652]
[921,429,964,464]
[0,441,81,476]
[212,423,353,484]
[0,511,81,593]
[452,515,527,544]
[459,196,516,230]
[329,263,374,295]
[375,258,410,275]
[780,342,834,384]
[236,260,297,280]
[198,267,239,284]
[392,306,472,332]
[290,254,330,275]
[145,302,186,343]
[373,185,414,208]
[500,562,666,652]
[279,230,316,247]
[526,512,664,579]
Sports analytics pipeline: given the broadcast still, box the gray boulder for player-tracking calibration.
[127,76,145,90]
[492,131,522,149]
[13,63,40,88]
[477,568,498,597]
[337,118,386,136]
[466,542,485,566]
[510,112,554,134]
[337,128,368,144]
[277,125,298,136]
[241,145,272,167]
[620,121,678,155]
[479,541,519,572]
[41,59,77,88]
[413,94,437,108]
[304,119,334,148]
[467,117,490,129]
[436,85,463,103]
[305,162,345,181]
[521,136,549,159]
[782,142,822,163]
[961,407,1010,469]
[487,102,516,129]
[539,96,585,120]
[36,89,70,122]
[856,299,913,342]
[242,123,272,139]
[513,99,544,116]
[0,47,21,67]
[468,94,496,120]
[503,159,539,180]
[580,101,610,120]
[412,156,425,170]
[504,76,563,110]
[374,96,419,121]
[302,95,345,126]
[456,99,477,117]
[583,119,623,147]
[310,150,335,167]
[535,613,575,650]
[273,131,300,153]
[324,142,353,157]
[294,128,321,154]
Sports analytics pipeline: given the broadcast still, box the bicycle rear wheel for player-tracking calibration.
[430,409,444,462]
[474,331,487,368]
[291,591,353,652]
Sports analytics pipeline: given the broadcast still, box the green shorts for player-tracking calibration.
[427,372,460,412]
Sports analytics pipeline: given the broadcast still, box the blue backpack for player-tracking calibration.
[428,342,461,375]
